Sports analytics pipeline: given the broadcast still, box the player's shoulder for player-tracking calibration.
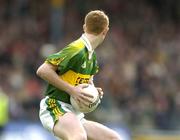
[67,38,85,51]
[58,38,86,58]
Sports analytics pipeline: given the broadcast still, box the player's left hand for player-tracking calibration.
[96,87,104,99]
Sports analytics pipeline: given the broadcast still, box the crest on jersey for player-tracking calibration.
[81,61,86,68]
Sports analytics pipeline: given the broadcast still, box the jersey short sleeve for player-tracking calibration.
[45,41,84,74]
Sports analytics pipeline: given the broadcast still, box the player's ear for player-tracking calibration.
[83,24,86,32]
[102,27,109,36]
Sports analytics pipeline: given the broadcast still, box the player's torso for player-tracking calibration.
[46,39,98,103]
[60,47,97,86]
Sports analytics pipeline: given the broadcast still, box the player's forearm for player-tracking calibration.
[36,63,74,95]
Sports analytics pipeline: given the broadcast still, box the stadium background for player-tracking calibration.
[0,0,180,140]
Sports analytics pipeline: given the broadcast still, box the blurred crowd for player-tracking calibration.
[0,0,180,132]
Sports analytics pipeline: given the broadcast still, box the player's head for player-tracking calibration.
[83,10,109,40]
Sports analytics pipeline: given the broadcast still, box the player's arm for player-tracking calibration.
[36,62,75,95]
[36,62,93,105]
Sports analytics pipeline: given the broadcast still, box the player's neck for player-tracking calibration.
[84,33,102,50]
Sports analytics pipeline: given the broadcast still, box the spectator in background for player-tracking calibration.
[0,88,9,135]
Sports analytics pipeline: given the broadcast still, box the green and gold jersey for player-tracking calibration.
[45,34,99,103]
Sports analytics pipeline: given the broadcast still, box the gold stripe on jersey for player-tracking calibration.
[60,70,91,86]
[45,57,66,66]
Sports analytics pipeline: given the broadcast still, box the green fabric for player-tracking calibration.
[45,38,99,103]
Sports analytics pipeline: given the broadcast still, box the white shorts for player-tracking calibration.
[39,96,85,137]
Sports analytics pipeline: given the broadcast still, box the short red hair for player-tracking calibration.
[84,10,109,35]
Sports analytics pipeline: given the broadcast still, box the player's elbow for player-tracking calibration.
[36,63,57,79]
[36,64,46,78]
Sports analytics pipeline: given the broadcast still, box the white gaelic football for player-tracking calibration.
[70,84,100,113]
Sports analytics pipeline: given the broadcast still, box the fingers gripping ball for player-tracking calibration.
[70,84,100,113]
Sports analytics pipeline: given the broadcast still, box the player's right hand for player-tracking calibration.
[71,84,94,107]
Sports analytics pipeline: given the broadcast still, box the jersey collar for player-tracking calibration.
[81,34,94,59]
